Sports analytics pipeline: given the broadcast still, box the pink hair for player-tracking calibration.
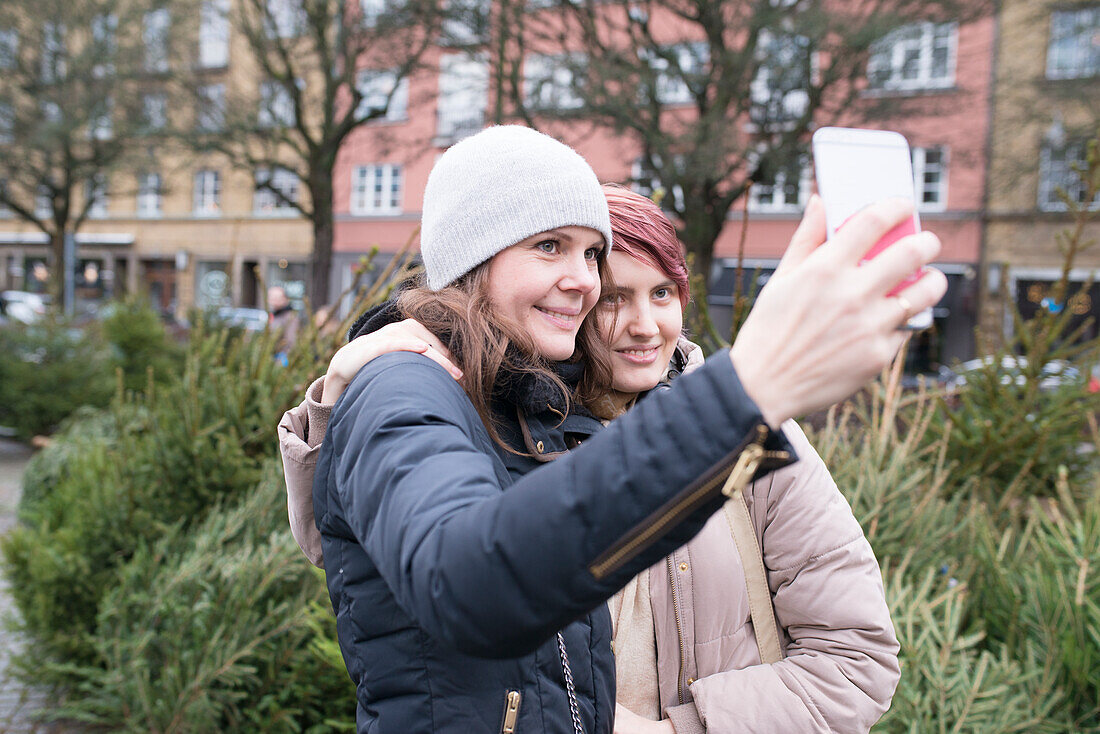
[602,184,690,309]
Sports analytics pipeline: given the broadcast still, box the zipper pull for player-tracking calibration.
[501,690,522,734]
[721,425,768,499]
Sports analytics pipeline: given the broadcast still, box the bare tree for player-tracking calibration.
[176,0,447,306]
[0,0,156,306]
[502,0,989,285]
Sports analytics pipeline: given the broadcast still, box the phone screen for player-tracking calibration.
[812,127,932,330]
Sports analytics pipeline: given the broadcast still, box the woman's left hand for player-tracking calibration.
[613,704,676,734]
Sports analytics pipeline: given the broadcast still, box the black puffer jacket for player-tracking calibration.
[314,313,794,733]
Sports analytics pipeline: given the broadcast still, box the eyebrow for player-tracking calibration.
[541,229,606,249]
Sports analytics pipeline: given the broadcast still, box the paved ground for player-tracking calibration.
[0,439,53,734]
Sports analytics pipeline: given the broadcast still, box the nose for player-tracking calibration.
[557,249,598,295]
[627,302,659,339]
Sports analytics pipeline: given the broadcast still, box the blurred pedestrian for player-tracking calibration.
[268,286,300,363]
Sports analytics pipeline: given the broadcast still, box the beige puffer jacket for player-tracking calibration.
[652,421,900,734]
[277,347,900,733]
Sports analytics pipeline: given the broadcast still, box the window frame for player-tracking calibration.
[349,164,403,216]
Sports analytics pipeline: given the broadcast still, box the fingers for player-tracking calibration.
[775,194,826,276]
[421,344,463,380]
[866,266,949,331]
[820,198,915,267]
[860,233,945,301]
[394,318,454,361]
[379,337,463,380]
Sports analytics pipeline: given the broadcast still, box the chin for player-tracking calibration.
[534,335,578,362]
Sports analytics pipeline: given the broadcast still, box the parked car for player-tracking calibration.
[214,307,270,332]
[0,291,51,325]
[938,355,1082,393]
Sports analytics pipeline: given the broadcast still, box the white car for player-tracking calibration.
[940,355,1081,392]
[0,291,51,325]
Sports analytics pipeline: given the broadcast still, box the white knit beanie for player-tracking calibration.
[420,125,613,290]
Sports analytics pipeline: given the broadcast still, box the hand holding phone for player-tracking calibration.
[812,127,933,330]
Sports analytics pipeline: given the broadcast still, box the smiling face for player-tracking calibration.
[484,226,606,362]
[597,250,684,397]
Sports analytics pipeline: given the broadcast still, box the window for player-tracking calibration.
[41,22,66,83]
[642,42,709,106]
[1040,140,1100,211]
[868,22,956,92]
[350,164,402,215]
[259,80,298,128]
[254,167,299,215]
[196,83,226,132]
[143,9,170,73]
[1047,7,1100,79]
[355,69,409,121]
[91,13,117,77]
[199,0,230,69]
[750,31,810,127]
[0,29,17,70]
[193,169,221,216]
[89,97,113,141]
[360,0,405,26]
[748,153,809,213]
[631,156,684,211]
[35,185,52,220]
[0,102,12,144]
[912,146,948,211]
[142,93,168,131]
[137,172,162,218]
[441,0,490,45]
[85,174,108,219]
[437,52,488,140]
[266,0,304,39]
[524,53,586,110]
[40,100,61,124]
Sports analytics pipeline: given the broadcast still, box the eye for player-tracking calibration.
[536,239,559,254]
[600,292,624,307]
[584,245,604,261]
[653,287,671,300]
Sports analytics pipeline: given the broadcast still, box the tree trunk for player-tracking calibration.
[48,230,66,302]
[309,181,335,309]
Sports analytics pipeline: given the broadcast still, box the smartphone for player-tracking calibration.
[811,126,933,330]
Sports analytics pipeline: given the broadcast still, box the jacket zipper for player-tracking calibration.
[589,425,787,579]
[500,689,522,734]
[666,557,687,706]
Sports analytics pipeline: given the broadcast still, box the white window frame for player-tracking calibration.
[523,52,586,111]
[748,152,810,214]
[199,0,230,69]
[86,174,108,219]
[137,172,162,218]
[41,22,66,83]
[350,164,403,215]
[750,30,810,127]
[1039,140,1100,212]
[89,97,113,141]
[441,0,490,46]
[35,185,52,220]
[193,169,222,216]
[631,156,685,212]
[253,167,299,216]
[91,13,117,77]
[196,83,226,132]
[259,80,298,128]
[642,42,709,106]
[1047,7,1100,80]
[355,69,409,122]
[0,29,18,70]
[437,51,488,141]
[867,21,957,93]
[265,0,304,39]
[912,145,948,212]
[142,93,168,131]
[143,9,170,73]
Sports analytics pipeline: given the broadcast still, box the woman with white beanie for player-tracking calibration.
[306,125,943,733]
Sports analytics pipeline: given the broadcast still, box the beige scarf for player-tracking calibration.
[607,573,661,720]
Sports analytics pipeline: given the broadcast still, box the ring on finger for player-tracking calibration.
[893,294,914,327]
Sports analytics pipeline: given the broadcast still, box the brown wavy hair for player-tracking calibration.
[397,263,613,452]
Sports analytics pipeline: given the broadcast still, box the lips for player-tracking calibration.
[535,305,581,330]
[614,345,662,365]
